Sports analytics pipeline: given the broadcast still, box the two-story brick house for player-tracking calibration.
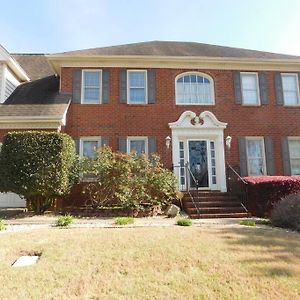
[1,41,300,212]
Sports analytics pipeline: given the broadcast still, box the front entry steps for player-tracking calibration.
[182,191,250,219]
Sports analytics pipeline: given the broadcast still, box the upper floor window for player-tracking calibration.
[281,74,300,106]
[127,70,147,104]
[246,137,266,176]
[81,70,102,104]
[288,138,300,175]
[176,73,214,105]
[241,73,260,105]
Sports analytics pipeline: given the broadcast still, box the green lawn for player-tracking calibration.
[0,226,299,299]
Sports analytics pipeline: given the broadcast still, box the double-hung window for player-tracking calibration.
[246,137,266,176]
[80,137,101,159]
[241,73,260,105]
[288,138,300,175]
[281,74,300,106]
[127,70,147,104]
[82,70,102,104]
[127,137,148,156]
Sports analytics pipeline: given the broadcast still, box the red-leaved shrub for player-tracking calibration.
[243,176,300,217]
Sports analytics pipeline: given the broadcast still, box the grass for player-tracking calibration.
[56,214,74,227]
[0,219,7,231]
[0,227,300,299]
[240,219,256,227]
[176,218,192,226]
[114,217,134,225]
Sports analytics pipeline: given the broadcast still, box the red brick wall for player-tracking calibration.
[60,67,300,175]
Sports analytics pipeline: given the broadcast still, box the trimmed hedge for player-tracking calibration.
[243,176,300,217]
[0,131,79,213]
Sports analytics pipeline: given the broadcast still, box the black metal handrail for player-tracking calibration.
[172,162,201,215]
[226,162,249,213]
[185,162,201,215]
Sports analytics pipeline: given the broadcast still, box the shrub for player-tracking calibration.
[239,219,256,227]
[114,217,134,225]
[81,146,177,211]
[243,176,300,217]
[270,193,300,231]
[0,219,7,231]
[56,214,74,227]
[176,218,192,226]
[0,131,79,214]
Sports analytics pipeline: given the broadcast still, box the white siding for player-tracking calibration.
[0,193,26,208]
[3,66,19,101]
[0,63,4,103]
[4,78,17,100]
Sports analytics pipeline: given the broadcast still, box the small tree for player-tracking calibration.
[0,131,79,213]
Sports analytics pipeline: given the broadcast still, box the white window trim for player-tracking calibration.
[288,137,300,175]
[79,136,102,158]
[245,137,266,176]
[127,70,148,104]
[81,69,102,104]
[175,72,215,105]
[281,73,300,107]
[240,72,261,106]
[127,136,148,155]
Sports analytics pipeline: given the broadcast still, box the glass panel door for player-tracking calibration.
[188,140,208,188]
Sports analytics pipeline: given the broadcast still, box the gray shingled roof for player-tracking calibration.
[4,75,70,105]
[56,41,300,59]
[12,54,55,81]
[0,75,70,118]
[0,104,69,117]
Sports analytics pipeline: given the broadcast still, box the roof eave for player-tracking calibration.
[46,54,300,74]
[0,45,30,81]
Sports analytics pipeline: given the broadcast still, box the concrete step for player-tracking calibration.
[189,212,250,219]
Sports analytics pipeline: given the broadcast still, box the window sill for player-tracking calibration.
[241,104,261,107]
[283,104,300,108]
[176,103,215,106]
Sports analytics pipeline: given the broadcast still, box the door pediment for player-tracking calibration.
[169,111,227,130]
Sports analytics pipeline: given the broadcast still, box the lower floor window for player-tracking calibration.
[127,137,148,156]
[246,138,266,176]
[80,138,101,158]
[288,139,300,175]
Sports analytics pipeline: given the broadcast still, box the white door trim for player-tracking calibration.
[169,111,227,192]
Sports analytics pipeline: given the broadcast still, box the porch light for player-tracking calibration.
[225,136,232,150]
[165,136,171,149]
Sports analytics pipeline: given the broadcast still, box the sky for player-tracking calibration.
[1,0,300,55]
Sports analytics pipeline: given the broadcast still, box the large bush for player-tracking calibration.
[81,146,177,210]
[243,176,300,217]
[0,131,79,213]
[270,193,300,231]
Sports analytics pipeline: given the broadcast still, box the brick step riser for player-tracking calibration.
[184,193,230,197]
[183,197,239,203]
[189,213,250,219]
[185,207,246,214]
[183,201,241,208]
